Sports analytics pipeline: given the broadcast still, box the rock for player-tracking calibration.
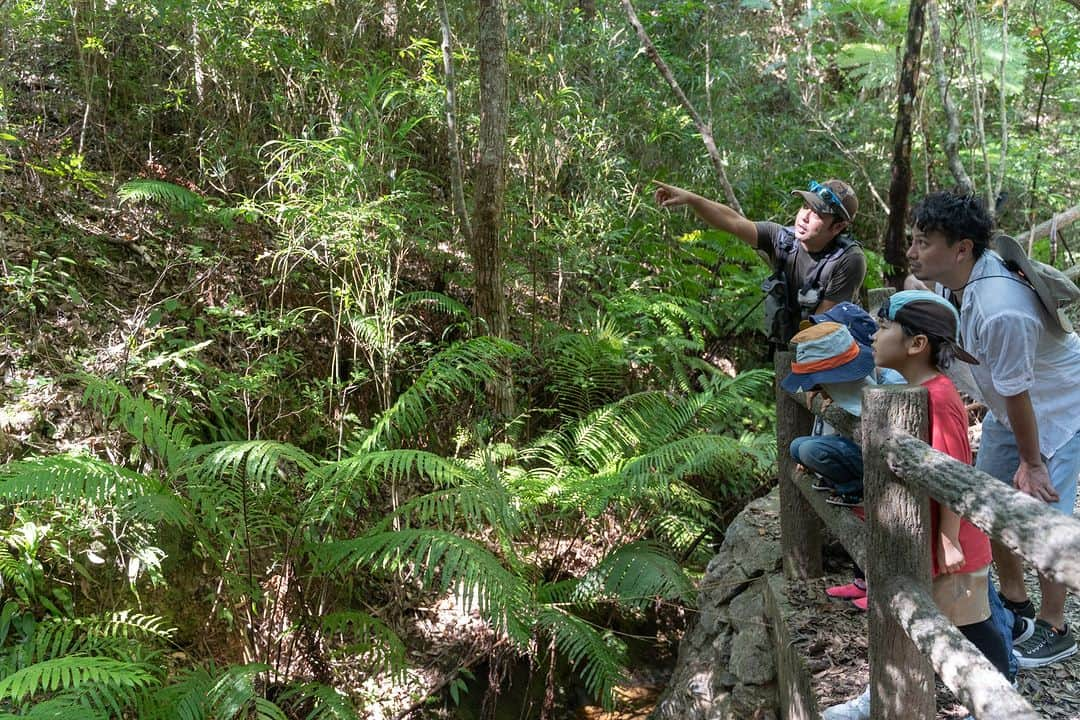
[729,619,775,685]
[651,488,785,720]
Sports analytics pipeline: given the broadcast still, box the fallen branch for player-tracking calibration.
[1014,202,1080,249]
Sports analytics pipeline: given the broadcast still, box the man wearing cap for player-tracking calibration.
[907,190,1080,669]
[654,179,866,345]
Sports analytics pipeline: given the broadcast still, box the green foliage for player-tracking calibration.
[118,179,250,226]
[359,336,526,450]
[0,656,155,706]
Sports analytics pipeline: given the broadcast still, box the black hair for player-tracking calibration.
[910,191,994,258]
[897,322,955,370]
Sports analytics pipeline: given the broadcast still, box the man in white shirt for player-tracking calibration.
[906,190,1080,669]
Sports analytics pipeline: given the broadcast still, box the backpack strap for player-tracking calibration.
[802,234,856,293]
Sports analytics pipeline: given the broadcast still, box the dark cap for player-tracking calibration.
[791,179,858,222]
[877,290,979,365]
[809,301,877,348]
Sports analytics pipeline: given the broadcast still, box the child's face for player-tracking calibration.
[871,317,913,370]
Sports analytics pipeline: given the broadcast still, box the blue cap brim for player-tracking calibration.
[780,343,876,394]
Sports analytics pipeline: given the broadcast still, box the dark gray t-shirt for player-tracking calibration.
[756,221,867,324]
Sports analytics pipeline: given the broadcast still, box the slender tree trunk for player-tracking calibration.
[928,0,972,194]
[884,0,928,289]
[963,0,994,211]
[994,1,1009,204]
[438,0,472,243]
[473,0,513,415]
[382,0,399,39]
[620,0,741,213]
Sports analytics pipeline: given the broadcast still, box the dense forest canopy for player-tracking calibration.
[0,0,1078,717]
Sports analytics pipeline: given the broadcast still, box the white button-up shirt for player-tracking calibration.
[941,251,1080,458]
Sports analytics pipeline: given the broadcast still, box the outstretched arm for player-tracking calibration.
[654,181,758,248]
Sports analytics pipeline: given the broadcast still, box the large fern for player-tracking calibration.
[80,374,195,472]
[574,541,695,608]
[358,336,524,450]
[0,454,186,527]
[0,655,157,705]
[317,529,532,645]
[117,179,248,226]
[535,607,626,708]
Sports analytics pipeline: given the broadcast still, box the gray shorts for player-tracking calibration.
[975,413,1080,515]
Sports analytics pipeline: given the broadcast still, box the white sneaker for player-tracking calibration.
[822,685,871,720]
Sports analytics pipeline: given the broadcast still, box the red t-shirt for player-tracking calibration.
[924,374,992,576]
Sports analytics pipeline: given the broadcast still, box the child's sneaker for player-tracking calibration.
[822,685,870,720]
[852,596,868,611]
[1014,620,1077,668]
[810,474,835,492]
[999,594,1036,644]
[826,582,867,600]
[826,491,863,508]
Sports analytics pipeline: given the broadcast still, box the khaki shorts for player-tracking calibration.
[933,566,991,626]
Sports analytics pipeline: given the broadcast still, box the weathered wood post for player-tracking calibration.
[862,385,934,720]
[774,351,821,578]
[867,287,895,317]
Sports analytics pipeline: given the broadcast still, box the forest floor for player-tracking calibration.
[790,535,1080,719]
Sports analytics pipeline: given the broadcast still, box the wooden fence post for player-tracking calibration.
[867,287,895,317]
[863,385,934,720]
[775,351,821,578]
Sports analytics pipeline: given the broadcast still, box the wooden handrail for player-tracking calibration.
[887,430,1080,594]
[863,385,934,720]
[880,575,1040,720]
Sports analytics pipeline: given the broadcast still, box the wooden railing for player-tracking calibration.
[775,351,1080,720]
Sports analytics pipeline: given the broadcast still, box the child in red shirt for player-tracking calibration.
[823,290,1008,720]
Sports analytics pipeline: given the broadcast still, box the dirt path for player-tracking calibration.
[788,552,1080,719]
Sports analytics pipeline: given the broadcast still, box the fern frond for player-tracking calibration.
[394,291,472,321]
[360,336,524,451]
[319,611,405,674]
[536,607,626,708]
[575,541,695,608]
[0,695,108,720]
[118,179,206,213]
[0,655,156,704]
[318,529,531,644]
[544,329,628,419]
[275,682,361,720]
[80,374,195,470]
[137,666,213,720]
[0,455,185,525]
[207,663,269,720]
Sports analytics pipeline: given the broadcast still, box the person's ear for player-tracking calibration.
[907,333,929,357]
[955,237,974,262]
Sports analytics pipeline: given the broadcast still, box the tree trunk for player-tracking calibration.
[473,0,513,415]
[382,0,399,40]
[883,0,928,289]
[438,0,472,243]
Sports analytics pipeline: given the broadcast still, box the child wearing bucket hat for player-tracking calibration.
[782,321,876,509]
[823,290,1009,720]
[794,304,906,610]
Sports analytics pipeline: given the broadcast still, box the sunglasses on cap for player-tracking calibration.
[808,180,851,221]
